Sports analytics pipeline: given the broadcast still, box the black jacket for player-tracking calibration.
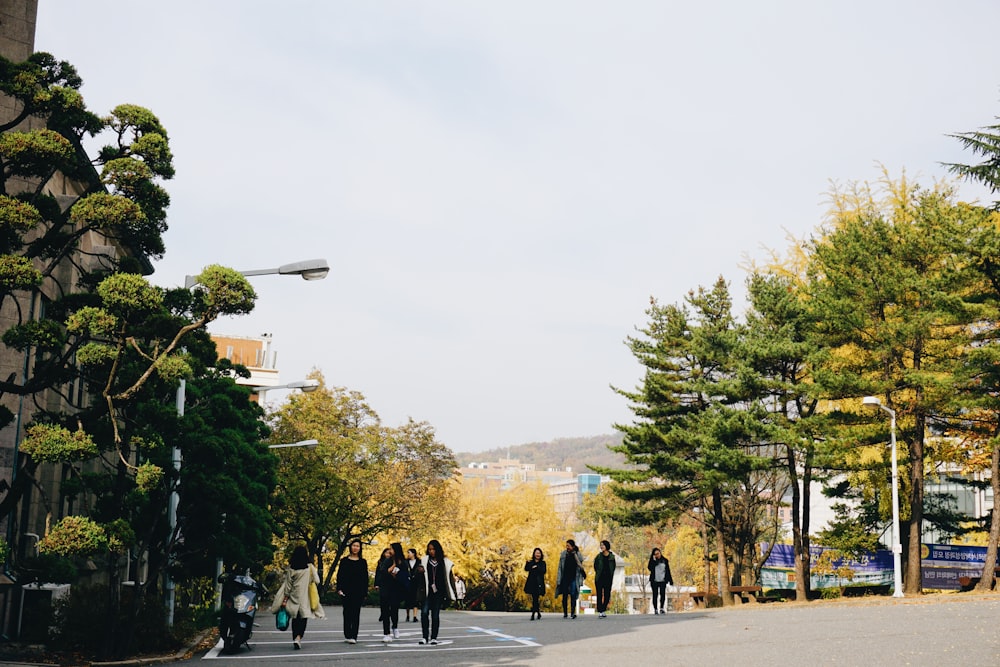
[648,556,674,585]
[524,559,546,595]
[336,557,369,601]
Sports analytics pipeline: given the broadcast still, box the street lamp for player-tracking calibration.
[183,259,329,289]
[268,439,319,450]
[253,379,320,400]
[862,396,905,598]
[167,260,328,626]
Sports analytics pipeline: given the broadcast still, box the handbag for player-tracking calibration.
[308,564,321,611]
[309,580,320,610]
[275,605,290,631]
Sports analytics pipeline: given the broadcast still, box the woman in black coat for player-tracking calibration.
[335,539,368,643]
[647,547,674,614]
[524,547,547,620]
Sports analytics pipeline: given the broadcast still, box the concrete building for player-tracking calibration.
[211,332,281,399]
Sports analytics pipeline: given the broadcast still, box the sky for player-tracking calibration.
[32,1,1000,453]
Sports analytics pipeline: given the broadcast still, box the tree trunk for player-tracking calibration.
[712,488,732,605]
[700,501,712,594]
[788,446,813,601]
[975,440,1000,592]
[905,415,924,595]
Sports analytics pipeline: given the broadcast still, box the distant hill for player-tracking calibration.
[455,433,628,474]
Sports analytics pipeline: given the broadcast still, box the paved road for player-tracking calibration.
[189,594,1000,666]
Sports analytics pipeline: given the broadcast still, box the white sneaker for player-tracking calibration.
[419,638,427,645]
[382,634,391,643]
[430,639,439,645]
[348,638,357,644]
[392,628,399,639]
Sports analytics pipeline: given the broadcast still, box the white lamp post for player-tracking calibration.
[253,379,320,400]
[268,439,319,450]
[862,396,905,598]
[167,260,328,627]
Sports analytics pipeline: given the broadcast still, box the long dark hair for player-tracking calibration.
[532,547,544,561]
[348,539,363,557]
[566,539,578,552]
[649,547,662,561]
[391,542,406,565]
[290,545,310,570]
[427,539,446,560]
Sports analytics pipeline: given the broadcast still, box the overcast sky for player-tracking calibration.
[34,1,1000,453]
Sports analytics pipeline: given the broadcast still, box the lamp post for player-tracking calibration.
[184,259,329,289]
[862,396,905,598]
[253,379,321,401]
[167,259,328,627]
[267,439,319,449]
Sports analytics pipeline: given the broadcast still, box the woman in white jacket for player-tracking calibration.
[418,539,458,645]
[270,545,325,650]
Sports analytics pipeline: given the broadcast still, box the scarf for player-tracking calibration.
[429,558,440,594]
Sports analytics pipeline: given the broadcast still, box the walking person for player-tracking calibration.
[594,540,616,618]
[269,545,325,650]
[454,575,467,609]
[524,547,547,620]
[374,542,409,643]
[418,539,458,645]
[375,547,391,623]
[648,547,674,614]
[556,539,585,619]
[405,548,420,622]
[336,539,368,644]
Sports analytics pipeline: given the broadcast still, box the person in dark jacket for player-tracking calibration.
[593,540,616,618]
[524,547,547,620]
[405,548,420,622]
[556,539,585,619]
[336,539,368,644]
[648,547,674,614]
[418,539,458,645]
[374,542,409,643]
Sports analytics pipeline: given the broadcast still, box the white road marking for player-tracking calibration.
[203,624,539,659]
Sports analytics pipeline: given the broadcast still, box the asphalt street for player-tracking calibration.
[188,594,1000,666]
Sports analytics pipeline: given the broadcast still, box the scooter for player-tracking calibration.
[218,571,265,654]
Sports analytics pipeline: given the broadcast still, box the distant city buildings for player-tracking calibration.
[458,458,608,520]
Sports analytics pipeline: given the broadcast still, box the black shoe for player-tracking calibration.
[530,612,536,620]
[571,614,577,619]
[563,614,568,618]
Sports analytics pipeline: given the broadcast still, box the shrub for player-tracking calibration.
[49,583,183,658]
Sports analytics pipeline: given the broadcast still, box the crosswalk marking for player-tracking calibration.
[203,623,539,659]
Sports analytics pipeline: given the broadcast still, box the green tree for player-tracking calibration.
[740,271,831,600]
[267,374,457,587]
[805,176,976,594]
[172,366,277,575]
[1,52,261,658]
[944,116,1000,591]
[606,277,769,604]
